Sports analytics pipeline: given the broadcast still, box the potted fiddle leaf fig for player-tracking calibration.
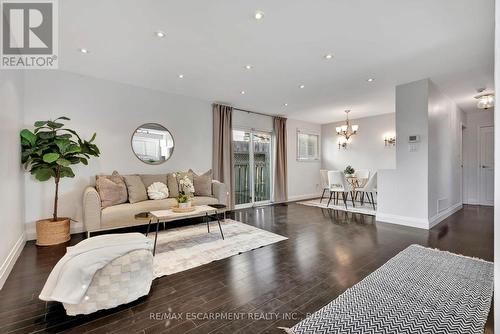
[20,117,100,246]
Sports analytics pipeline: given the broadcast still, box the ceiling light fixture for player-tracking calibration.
[336,110,359,141]
[299,84,305,89]
[254,11,264,20]
[79,48,89,54]
[283,103,288,107]
[155,31,166,38]
[474,88,495,110]
[178,74,184,79]
[240,90,246,95]
[245,65,253,70]
[367,78,375,82]
[324,54,333,59]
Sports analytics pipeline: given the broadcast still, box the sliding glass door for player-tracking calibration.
[233,129,272,207]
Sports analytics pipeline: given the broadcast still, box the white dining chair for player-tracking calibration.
[319,169,330,203]
[354,169,370,186]
[327,171,355,209]
[358,172,377,210]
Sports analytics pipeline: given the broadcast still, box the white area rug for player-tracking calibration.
[298,198,376,216]
[150,219,287,278]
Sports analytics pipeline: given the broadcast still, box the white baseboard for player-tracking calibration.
[0,233,26,289]
[376,212,430,229]
[25,221,84,241]
[429,203,463,228]
[287,193,322,202]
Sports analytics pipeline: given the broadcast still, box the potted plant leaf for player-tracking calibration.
[20,117,100,246]
[344,165,355,178]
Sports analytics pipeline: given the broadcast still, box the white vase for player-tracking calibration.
[178,201,192,209]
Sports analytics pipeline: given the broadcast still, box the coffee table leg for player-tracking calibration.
[153,219,160,256]
[206,213,210,233]
[217,214,224,240]
[146,219,152,236]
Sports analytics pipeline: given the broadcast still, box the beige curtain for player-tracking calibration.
[274,116,288,202]
[212,104,234,208]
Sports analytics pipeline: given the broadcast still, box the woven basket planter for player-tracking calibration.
[36,217,70,246]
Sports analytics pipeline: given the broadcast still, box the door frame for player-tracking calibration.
[478,125,494,206]
[233,127,273,209]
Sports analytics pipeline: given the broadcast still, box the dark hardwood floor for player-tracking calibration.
[0,203,493,334]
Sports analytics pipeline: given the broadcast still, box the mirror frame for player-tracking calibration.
[130,123,175,165]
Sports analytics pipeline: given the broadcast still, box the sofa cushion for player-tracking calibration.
[123,175,148,203]
[166,171,194,198]
[190,169,213,196]
[140,174,167,189]
[95,171,128,208]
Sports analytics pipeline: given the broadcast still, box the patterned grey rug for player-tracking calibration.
[282,245,493,334]
[151,219,287,278]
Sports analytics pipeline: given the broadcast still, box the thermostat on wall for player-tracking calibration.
[408,135,420,143]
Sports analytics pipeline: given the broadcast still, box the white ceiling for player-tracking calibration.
[59,0,494,124]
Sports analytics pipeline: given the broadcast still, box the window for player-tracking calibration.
[297,131,320,161]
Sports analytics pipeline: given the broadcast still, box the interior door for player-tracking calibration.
[479,126,494,206]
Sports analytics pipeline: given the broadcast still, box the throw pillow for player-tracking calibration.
[167,171,194,197]
[140,174,168,189]
[147,182,169,200]
[123,175,148,203]
[190,169,213,196]
[95,171,128,208]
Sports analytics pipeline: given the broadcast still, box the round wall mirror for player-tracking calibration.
[131,123,174,165]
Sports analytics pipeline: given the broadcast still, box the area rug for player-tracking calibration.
[150,219,287,278]
[298,199,376,216]
[281,245,493,334]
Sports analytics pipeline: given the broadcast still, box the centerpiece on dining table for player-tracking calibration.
[173,173,196,212]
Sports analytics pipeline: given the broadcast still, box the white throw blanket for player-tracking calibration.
[39,233,153,304]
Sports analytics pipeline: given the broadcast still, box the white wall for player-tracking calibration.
[322,113,396,173]
[287,118,322,200]
[23,71,213,238]
[427,81,464,223]
[0,71,26,289]
[494,0,499,326]
[377,79,430,228]
[463,109,494,204]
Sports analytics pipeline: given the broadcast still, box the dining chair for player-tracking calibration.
[354,169,370,187]
[327,171,355,209]
[358,172,377,210]
[319,169,330,203]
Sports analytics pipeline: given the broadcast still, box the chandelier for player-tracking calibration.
[336,110,359,140]
[475,88,495,110]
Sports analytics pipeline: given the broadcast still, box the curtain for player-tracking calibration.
[274,116,288,202]
[212,104,234,208]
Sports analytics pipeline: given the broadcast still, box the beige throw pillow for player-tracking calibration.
[140,174,168,189]
[190,169,213,196]
[167,171,194,197]
[123,175,148,203]
[95,171,128,208]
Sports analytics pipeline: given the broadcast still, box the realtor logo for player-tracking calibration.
[1,0,58,69]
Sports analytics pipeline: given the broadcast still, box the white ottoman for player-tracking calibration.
[63,248,153,316]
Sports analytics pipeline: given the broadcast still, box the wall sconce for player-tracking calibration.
[384,136,396,147]
[338,138,348,150]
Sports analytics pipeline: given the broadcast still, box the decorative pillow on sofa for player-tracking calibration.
[147,182,169,200]
[123,175,148,203]
[140,174,168,189]
[167,171,194,198]
[189,169,213,196]
[95,171,128,208]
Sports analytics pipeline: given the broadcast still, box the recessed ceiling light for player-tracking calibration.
[79,48,89,54]
[178,74,184,79]
[283,103,288,107]
[245,64,253,70]
[254,11,264,20]
[240,90,246,95]
[367,78,375,82]
[324,54,333,59]
[155,31,166,38]
[299,84,305,89]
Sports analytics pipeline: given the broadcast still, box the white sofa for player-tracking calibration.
[83,178,227,235]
